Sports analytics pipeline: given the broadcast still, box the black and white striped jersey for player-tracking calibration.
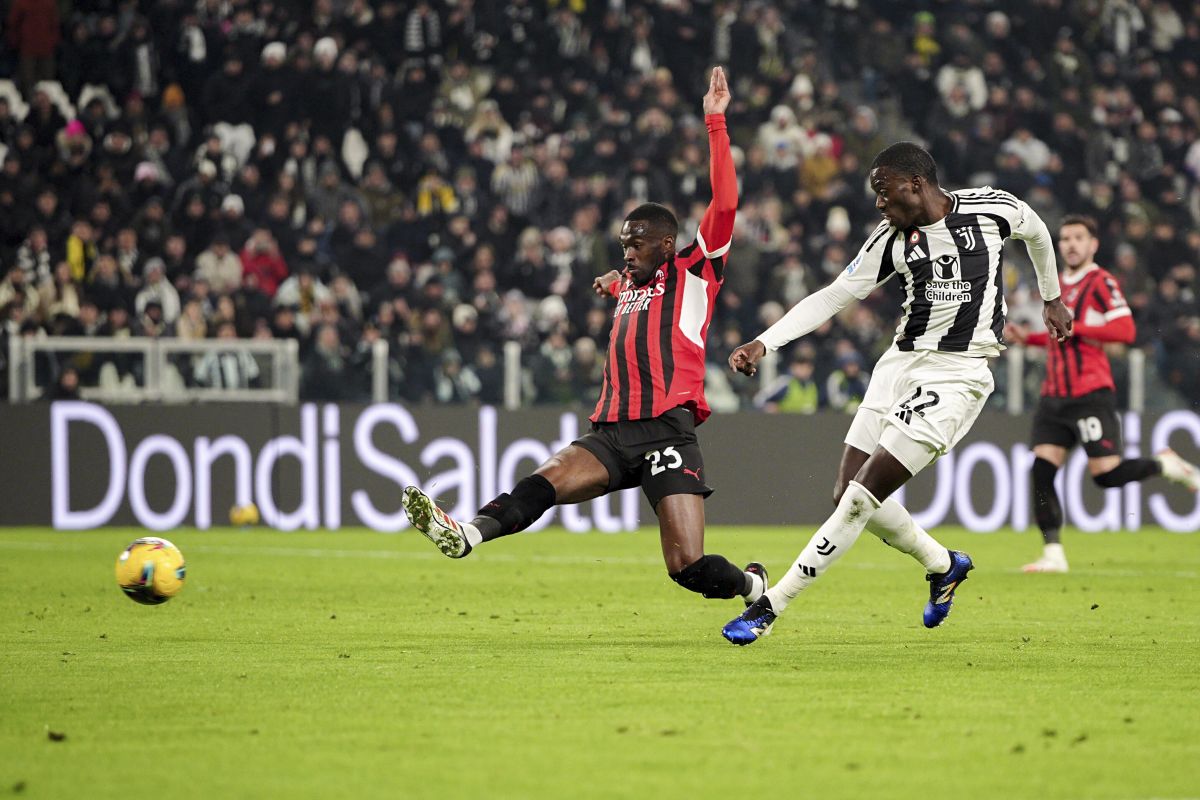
[828,187,1046,356]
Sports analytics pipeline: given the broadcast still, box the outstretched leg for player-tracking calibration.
[766,447,909,614]
[723,447,913,645]
[1026,446,1198,573]
[402,444,610,558]
[472,445,611,541]
[724,443,974,645]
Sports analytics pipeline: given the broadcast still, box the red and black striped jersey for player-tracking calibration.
[590,114,737,426]
[1025,264,1134,398]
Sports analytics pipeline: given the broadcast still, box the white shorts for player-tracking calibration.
[844,348,994,475]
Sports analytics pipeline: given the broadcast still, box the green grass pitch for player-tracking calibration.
[2,526,1199,799]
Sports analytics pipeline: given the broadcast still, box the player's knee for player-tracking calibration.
[669,554,738,599]
[1032,457,1059,486]
[662,544,703,576]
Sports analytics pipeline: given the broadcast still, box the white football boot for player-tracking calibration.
[1023,543,1068,574]
[402,486,473,558]
[1156,449,1199,493]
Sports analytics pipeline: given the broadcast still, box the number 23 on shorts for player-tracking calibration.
[645,446,683,475]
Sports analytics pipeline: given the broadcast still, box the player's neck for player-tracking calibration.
[1063,261,1097,282]
[913,188,953,227]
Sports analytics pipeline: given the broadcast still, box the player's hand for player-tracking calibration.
[593,270,621,297]
[703,66,731,116]
[1043,298,1073,343]
[728,339,766,376]
[1003,322,1028,344]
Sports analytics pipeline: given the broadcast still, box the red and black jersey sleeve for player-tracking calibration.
[691,114,738,279]
[590,114,738,426]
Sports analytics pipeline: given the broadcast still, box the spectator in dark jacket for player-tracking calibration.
[6,0,59,99]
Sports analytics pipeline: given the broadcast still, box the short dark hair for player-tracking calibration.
[870,142,939,184]
[624,202,678,237]
[1060,213,1098,238]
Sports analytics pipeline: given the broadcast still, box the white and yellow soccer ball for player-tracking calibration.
[229,503,261,527]
[115,537,187,605]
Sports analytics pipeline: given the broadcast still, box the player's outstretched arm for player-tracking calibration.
[1005,322,1048,348]
[1071,315,1135,344]
[733,224,898,372]
[697,66,737,260]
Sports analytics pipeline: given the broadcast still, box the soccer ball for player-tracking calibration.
[229,502,261,526]
[115,537,187,605]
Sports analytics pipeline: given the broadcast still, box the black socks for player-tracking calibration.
[670,554,747,600]
[472,474,558,542]
[1093,458,1160,488]
[1032,457,1063,545]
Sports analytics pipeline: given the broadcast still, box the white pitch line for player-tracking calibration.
[0,538,1196,577]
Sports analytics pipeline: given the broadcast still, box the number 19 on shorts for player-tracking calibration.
[1077,416,1104,443]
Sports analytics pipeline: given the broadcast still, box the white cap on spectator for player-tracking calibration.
[314,37,338,60]
[537,295,568,327]
[198,160,217,178]
[826,206,851,237]
[134,161,160,183]
[547,226,575,249]
[452,304,478,328]
[222,194,245,214]
[262,42,287,63]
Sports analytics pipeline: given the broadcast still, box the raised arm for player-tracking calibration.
[697,66,737,260]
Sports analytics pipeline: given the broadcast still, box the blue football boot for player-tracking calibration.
[923,550,973,628]
[722,596,777,646]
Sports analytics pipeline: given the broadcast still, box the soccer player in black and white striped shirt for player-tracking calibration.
[722,142,1074,645]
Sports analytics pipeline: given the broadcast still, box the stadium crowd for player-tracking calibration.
[0,0,1197,408]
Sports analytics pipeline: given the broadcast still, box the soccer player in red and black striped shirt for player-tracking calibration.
[1006,214,1198,573]
[401,67,769,609]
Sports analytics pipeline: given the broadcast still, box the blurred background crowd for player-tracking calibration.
[0,0,1197,409]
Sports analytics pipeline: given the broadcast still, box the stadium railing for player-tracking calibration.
[7,337,1155,412]
[8,337,301,403]
[754,346,1150,414]
[8,336,524,408]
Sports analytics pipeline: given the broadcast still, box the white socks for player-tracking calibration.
[462,523,483,549]
[766,481,880,614]
[743,570,766,603]
[866,498,951,574]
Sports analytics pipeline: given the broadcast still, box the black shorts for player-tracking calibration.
[1031,389,1123,458]
[573,406,713,509]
